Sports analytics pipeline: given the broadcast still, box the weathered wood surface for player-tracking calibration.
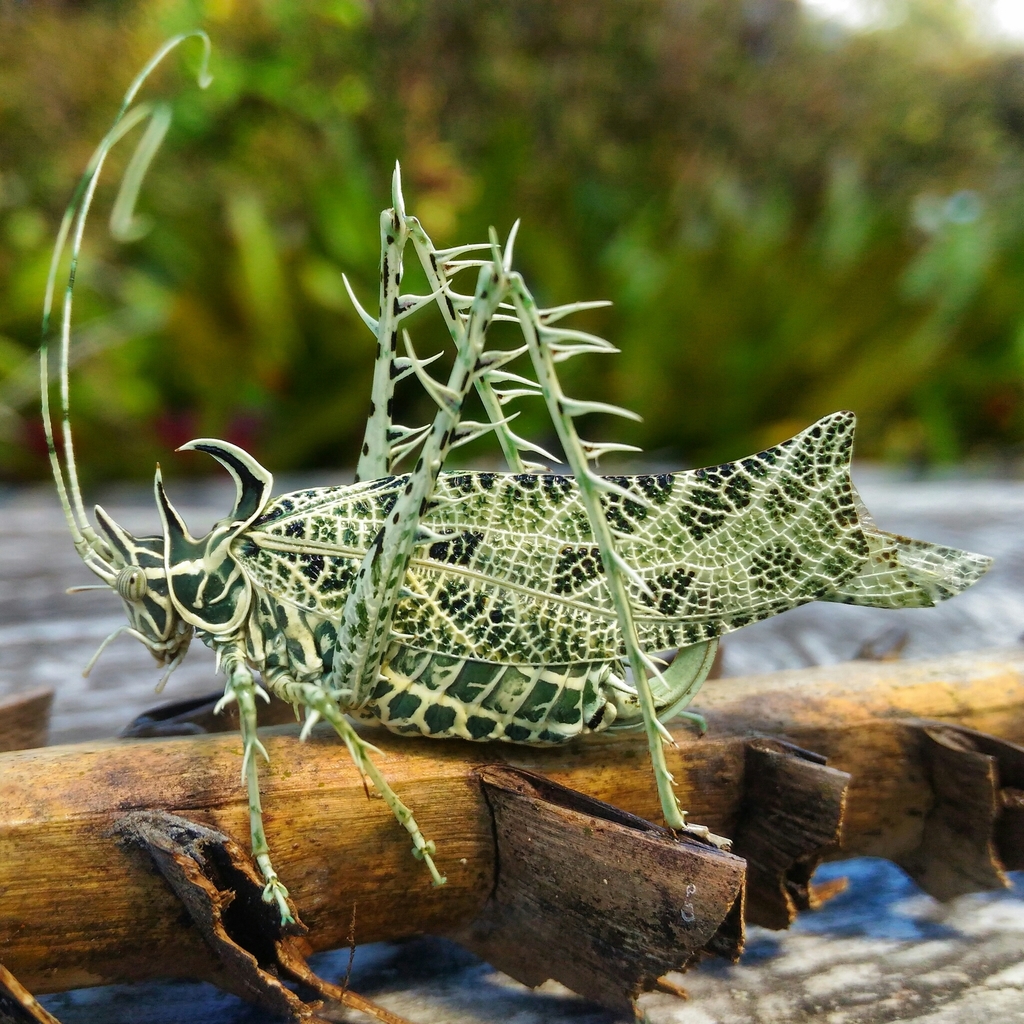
[0,689,51,753]
[1,647,1022,998]
[106,775,746,1022]
[454,767,746,1013]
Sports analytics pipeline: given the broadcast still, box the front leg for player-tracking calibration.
[215,646,293,923]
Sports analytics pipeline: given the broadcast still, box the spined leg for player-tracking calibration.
[216,649,293,923]
[509,275,732,850]
[645,717,731,849]
[274,676,446,888]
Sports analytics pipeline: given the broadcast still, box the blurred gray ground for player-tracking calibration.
[2,466,1023,1022]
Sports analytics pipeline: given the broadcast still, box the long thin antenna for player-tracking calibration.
[39,31,212,573]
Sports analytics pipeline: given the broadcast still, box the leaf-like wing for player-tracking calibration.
[236,412,990,665]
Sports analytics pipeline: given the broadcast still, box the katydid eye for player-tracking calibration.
[115,565,149,601]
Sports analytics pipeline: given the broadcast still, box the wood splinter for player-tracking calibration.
[896,720,1024,900]
[730,738,850,930]
[113,811,413,1024]
[0,965,60,1024]
[453,766,746,1016]
[0,690,52,755]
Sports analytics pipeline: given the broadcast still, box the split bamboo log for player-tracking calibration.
[1,647,1023,995]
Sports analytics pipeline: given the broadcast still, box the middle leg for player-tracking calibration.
[271,675,446,888]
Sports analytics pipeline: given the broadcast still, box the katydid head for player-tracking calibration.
[66,439,272,687]
[87,506,194,689]
[59,438,272,689]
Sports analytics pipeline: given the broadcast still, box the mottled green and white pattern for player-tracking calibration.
[230,411,989,748]
[240,411,988,665]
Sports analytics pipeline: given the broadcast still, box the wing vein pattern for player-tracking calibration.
[235,412,990,668]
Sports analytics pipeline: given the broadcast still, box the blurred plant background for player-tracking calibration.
[3,0,1024,481]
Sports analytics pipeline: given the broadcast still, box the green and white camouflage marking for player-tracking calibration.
[236,421,988,749]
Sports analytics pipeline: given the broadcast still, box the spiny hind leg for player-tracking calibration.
[608,678,729,848]
[216,649,293,924]
[645,716,731,850]
[275,676,446,887]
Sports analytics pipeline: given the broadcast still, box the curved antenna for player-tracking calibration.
[39,31,212,575]
[42,104,159,573]
[109,104,173,243]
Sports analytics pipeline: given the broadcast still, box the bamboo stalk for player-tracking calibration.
[1,647,1022,994]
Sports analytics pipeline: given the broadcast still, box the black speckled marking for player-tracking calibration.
[466,715,497,739]
[232,411,985,702]
[517,679,559,723]
[388,691,422,720]
[424,704,456,734]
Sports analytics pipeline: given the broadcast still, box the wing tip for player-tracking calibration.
[855,533,993,607]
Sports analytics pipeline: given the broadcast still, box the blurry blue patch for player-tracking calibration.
[311,937,619,1022]
[737,931,783,962]
[308,936,480,987]
[794,859,1022,941]
[39,979,280,1024]
[795,858,953,940]
[698,930,782,976]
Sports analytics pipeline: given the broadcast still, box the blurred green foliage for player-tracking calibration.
[2,0,1024,481]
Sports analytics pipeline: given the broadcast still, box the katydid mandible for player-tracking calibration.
[40,35,992,924]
